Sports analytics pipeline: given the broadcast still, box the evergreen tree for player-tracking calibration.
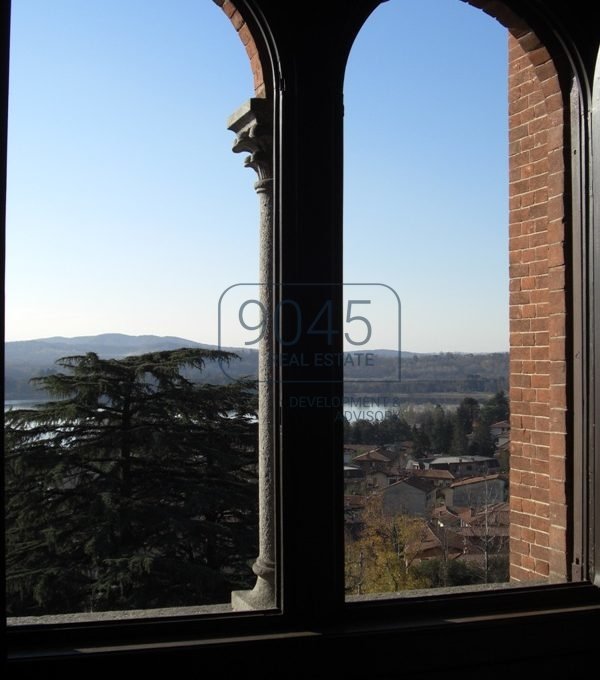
[481,390,509,424]
[430,405,453,455]
[376,412,412,445]
[449,415,469,457]
[5,349,258,616]
[469,418,495,457]
[411,424,430,459]
[455,396,480,435]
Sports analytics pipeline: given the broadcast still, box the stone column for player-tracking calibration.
[227,99,275,611]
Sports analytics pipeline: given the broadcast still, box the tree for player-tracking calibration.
[481,390,509,424]
[376,412,412,445]
[412,558,484,588]
[345,493,429,594]
[5,349,258,616]
[449,415,469,457]
[411,424,430,458]
[469,418,495,457]
[455,396,480,434]
[429,405,453,455]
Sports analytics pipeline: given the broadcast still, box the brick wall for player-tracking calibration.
[507,31,567,582]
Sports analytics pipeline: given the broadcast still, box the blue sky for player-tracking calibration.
[5,0,508,353]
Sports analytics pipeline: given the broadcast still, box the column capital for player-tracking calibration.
[227,98,273,182]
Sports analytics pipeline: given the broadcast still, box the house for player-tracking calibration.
[343,494,366,537]
[443,475,507,509]
[490,420,510,439]
[408,522,466,564]
[343,464,365,494]
[454,502,510,571]
[405,457,425,471]
[351,447,392,471]
[412,468,455,487]
[426,455,500,478]
[383,476,436,518]
[343,444,375,465]
[365,469,390,490]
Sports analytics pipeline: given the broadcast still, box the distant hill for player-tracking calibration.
[4,334,508,402]
[4,334,258,401]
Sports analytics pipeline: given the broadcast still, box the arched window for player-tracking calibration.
[4,0,272,619]
[4,0,599,674]
[342,0,576,598]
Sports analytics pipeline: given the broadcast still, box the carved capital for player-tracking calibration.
[227,98,273,182]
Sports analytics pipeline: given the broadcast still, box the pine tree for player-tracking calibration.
[429,405,453,455]
[469,418,495,457]
[481,390,510,424]
[449,415,469,457]
[455,397,480,435]
[5,349,258,616]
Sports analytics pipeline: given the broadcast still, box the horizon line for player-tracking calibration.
[4,331,509,355]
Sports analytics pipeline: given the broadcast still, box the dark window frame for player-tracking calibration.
[3,0,600,672]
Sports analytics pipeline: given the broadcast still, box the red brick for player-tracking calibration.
[530,543,549,561]
[522,443,537,459]
[547,266,565,291]
[549,433,566,456]
[531,485,549,503]
[531,431,549,446]
[528,46,551,67]
[549,384,567,408]
[510,123,530,143]
[510,263,531,278]
[549,455,566,482]
[549,314,566,337]
[511,484,532,501]
[520,527,536,544]
[530,458,549,475]
[549,361,566,384]
[549,502,568,527]
[548,548,567,579]
[521,555,536,571]
[531,374,549,388]
[548,478,567,504]
[512,539,531,557]
[519,30,543,53]
[536,389,550,404]
[536,59,558,84]
[547,124,563,151]
[531,516,550,533]
[549,524,566,551]
[230,9,244,29]
[245,36,258,61]
[548,290,566,314]
[238,23,252,46]
[511,510,532,527]
[220,0,236,18]
[510,564,536,581]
